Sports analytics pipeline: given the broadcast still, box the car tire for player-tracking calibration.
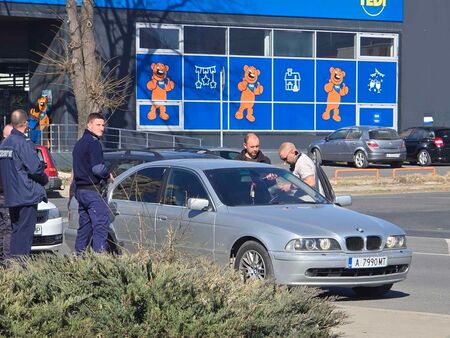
[311,148,323,165]
[234,241,274,281]
[352,283,393,298]
[417,149,431,166]
[390,161,403,168]
[353,151,369,168]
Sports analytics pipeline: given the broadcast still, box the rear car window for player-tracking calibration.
[435,130,450,138]
[369,129,400,140]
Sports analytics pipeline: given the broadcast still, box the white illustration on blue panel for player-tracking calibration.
[195,66,217,89]
[284,68,301,92]
[368,68,385,94]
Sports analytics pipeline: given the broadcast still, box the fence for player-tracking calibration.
[41,124,202,152]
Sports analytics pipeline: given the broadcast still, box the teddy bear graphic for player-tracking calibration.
[322,67,349,122]
[147,62,175,121]
[235,65,264,123]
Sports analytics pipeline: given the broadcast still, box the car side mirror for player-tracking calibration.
[324,136,329,142]
[187,198,209,211]
[334,195,352,207]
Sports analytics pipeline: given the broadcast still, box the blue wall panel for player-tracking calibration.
[273,59,314,102]
[274,104,314,130]
[138,104,180,127]
[316,60,356,103]
[184,56,227,101]
[184,102,228,130]
[229,103,272,130]
[316,104,356,130]
[358,61,397,104]
[360,107,394,127]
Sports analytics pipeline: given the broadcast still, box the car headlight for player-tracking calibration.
[285,238,341,251]
[47,207,61,219]
[384,235,406,249]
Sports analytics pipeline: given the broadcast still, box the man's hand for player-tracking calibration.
[108,173,115,183]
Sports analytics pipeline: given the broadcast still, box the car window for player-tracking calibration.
[413,129,433,140]
[346,129,362,140]
[399,128,414,138]
[368,129,400,140]
[36,149,44,161]
[435,130,450,139]
[205,167,326,207]
[219,151,240,160]
[163,169,209,207]
[106,159,144,177]
[328,129,348,141]
[113,167,166,202]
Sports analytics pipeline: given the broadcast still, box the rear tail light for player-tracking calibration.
[433,137,444,147]
[47,167,58,177]
[366,140,379,149]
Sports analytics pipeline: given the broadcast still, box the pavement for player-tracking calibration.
[335,305,450,338]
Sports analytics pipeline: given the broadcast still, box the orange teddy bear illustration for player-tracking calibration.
[147,63,175,121]
[322,67,349,122]
[235,65,264,123]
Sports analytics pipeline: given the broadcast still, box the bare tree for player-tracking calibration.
[35,0,129,137]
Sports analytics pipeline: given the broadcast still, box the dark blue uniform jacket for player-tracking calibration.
[0,129,48,207]
[73,129,109,187]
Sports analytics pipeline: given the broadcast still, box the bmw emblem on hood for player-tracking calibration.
[356,228,365,233]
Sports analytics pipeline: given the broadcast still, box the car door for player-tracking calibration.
[321,129,349,161]
[155,168,215,259]
[343,128,363,161]
[109,166,167,252]
[400,128,416,160]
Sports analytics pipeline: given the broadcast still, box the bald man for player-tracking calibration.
[235,132,271,164]
[0,110,48,256]
[278,142,317,188]
[0,123,13,262]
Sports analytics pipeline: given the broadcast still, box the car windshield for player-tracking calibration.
[369,129,400,140]
[205,167,327,206]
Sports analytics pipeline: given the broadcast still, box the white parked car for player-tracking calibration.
[32,201,63,251]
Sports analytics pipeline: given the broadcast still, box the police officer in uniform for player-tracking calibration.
[72,112,113,254]
[0,110,48,256]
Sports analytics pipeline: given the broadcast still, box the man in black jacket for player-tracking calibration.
[235,132,271,164]
[72,112,113,254]
[0,110,48,256]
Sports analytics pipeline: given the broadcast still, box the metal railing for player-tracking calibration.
[39,124,202,152]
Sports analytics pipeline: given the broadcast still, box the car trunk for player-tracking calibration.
[368,129,404,150]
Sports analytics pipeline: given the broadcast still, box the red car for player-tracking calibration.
[36,145,62,190]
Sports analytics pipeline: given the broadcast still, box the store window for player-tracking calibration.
[230,28,271,56]
[274,30,313,57]
[184,26,226,55]
[317,32,355,59]
[360,37,394,57]
[138,27,180,51]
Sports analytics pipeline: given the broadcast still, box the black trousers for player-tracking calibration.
[9,205,37,256]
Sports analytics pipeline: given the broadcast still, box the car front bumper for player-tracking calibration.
[32,217,63,251]
[270,249,412,287]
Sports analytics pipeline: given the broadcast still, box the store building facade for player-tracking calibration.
[0,1,448,148]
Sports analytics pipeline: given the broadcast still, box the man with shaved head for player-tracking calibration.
[0,109,48,256]
[235,132,271,164]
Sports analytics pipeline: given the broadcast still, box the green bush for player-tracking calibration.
[0,253,345,337]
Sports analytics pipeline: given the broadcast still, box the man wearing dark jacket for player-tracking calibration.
[0,110,48,256]
[73,112,113,254]
[235,133,271,164]
[0,124,13,262]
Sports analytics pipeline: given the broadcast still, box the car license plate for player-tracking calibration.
[386,153,400,158]
[34,225,42,236]
[347,256,387,269]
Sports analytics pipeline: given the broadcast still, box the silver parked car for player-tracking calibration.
[308,126,406,168]
[66,159,411,296]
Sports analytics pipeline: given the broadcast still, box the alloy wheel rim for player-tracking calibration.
[419,151,428,165]
[239,250,266,280]
[355,153,364,167]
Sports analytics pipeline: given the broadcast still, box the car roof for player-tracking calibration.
[104,149,221,161]
[343,125,397,131]
[405,126,450,131]
[135,158,271,171]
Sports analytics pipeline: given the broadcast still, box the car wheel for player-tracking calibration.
[390,161,403,168]
[417,150,431,166]
[353,151,369,168]
[235,241,274,281]
[311,148,322,165]
[352,283,393,298]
